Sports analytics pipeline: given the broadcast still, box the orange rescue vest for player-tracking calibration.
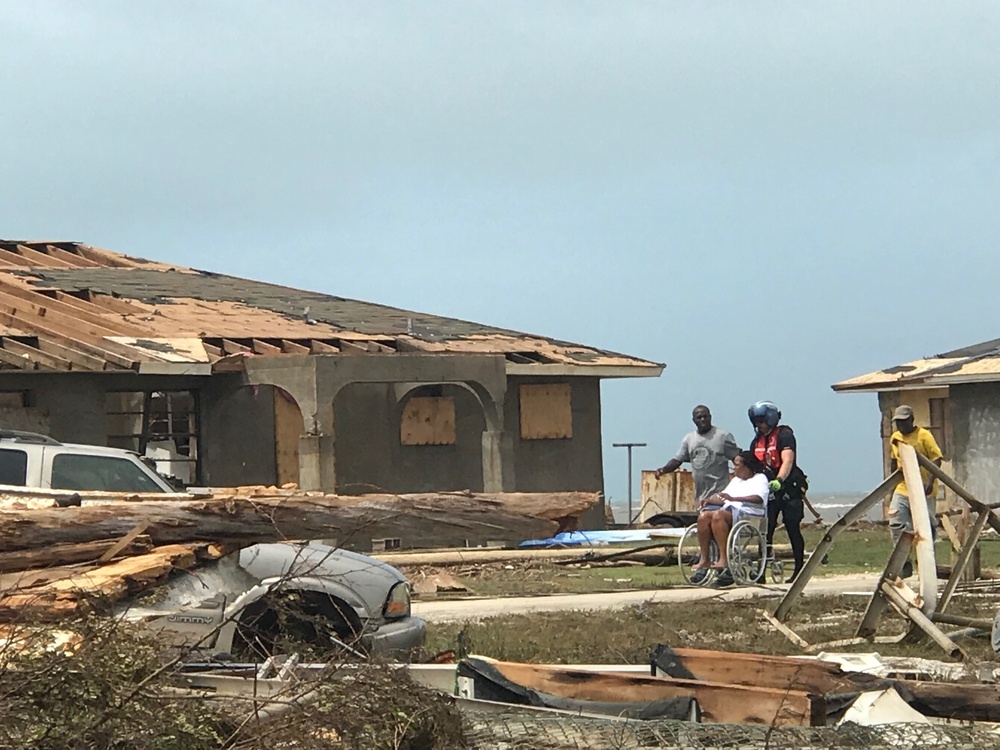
[753,428,783,474]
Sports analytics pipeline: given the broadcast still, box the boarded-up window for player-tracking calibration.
[401,396,456,446]
[519,383,573,440]
[928,397,950,459]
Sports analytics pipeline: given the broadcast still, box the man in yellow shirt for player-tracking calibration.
[888,404,943,577]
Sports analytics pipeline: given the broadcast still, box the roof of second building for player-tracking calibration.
[0,240,663,377]
[833,337,1000,393]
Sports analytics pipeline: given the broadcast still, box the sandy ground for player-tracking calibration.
[413,573,882,623]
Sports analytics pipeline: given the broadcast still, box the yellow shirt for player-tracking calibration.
[890,426,943,497]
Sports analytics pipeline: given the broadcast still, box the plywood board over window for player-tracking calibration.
[519,383,572,440]
[401,396,456,446]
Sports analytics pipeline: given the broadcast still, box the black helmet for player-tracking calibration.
[748,401,781,429]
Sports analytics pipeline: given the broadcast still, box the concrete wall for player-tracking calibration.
[949,383,1000,506]
[507,375,605,528]
[332,382,485,494]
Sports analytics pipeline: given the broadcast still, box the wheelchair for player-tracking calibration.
[677,513,784,586]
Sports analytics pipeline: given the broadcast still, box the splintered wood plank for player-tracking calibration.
[938,508,990,613]
[0,536,154,572]
[0,545,202,622]
[484,660,823,726]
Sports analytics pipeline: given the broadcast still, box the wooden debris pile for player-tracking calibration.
[447,645,1000,727]
[0,486,599,622]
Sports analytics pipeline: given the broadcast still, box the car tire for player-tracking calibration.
[232,590,364,661]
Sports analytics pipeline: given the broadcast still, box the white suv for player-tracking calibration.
[0,430,174,493]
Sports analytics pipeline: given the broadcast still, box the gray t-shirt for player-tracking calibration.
[674,426,740,501]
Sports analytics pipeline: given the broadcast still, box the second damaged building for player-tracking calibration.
[0,241,661,540]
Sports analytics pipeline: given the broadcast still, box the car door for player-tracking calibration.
[40,448,171,492]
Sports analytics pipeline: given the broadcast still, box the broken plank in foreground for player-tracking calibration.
[0,491,599,554]
[464,658,825,726]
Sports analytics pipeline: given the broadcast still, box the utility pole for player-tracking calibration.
[612,442,646,527]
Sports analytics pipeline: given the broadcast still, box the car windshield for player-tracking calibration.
[51,453,167,492]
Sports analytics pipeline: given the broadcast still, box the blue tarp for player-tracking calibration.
[518,528,685,549]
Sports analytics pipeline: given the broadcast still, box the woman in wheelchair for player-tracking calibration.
[690,451,769,586]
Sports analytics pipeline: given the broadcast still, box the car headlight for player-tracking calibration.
[383,581,411,620]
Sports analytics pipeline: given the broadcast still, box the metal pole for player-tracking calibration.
[613,442,646,527]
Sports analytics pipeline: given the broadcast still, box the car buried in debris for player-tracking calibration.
[0,429,426,658]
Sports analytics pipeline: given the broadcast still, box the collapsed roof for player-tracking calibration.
[0,241,663,377]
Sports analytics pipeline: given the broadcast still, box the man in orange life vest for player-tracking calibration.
[748,400,806,582]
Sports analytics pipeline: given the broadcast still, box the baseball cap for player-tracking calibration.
[892,405,914,421]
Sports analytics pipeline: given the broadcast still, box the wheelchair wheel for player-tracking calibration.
[728,520,766,585]
[768,559,785,584]
[677,524,717,586]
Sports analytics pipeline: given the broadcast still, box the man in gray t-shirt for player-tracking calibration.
[655,405,740,503]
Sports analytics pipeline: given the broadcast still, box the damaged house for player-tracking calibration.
[0,241,661,529]
[833,337,1000,508]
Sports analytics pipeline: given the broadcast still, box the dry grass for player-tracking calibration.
[425,591,1000,665]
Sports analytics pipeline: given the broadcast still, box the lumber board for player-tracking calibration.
[895,443,937,613]
[485,660,824,726]
[857,531,913,638]
[899,680,1000,722]
[651,645,863,695]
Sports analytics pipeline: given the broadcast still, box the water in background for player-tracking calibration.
[609,491,880,525]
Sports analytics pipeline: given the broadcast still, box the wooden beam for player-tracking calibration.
[98,522,151,563]
[42,245,104,268]
[1,338,72,370]
[0,309,137,369]
[0,284,140,337]
[774,470,901,621]
[221,339,252,355]
[896,443,937,614]
[310,340,339,354]
[0,249,35,268]
[34,337,108,370]
[280,339,311,355]
[938,507,990,613]
[915,451,1000,534]
[0,346,34,369]
[760,609,811,649]
[251,339,283,356]
[857,531,914,638]
[880,580,964,660]
[940,514,963,553]
[14,243,77,269]
[337,339,368,355]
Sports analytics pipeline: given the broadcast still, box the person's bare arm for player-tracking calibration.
[655,458,683,478]
[777,448,795,483]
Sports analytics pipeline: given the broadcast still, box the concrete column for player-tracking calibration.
[482,429,515,492]
[298,434,337,491]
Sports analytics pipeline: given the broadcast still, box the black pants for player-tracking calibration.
[767,494,805,572]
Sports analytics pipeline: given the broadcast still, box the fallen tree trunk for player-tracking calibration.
[0,491,599,554]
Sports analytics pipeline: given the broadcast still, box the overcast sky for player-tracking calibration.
[2,2,998,501]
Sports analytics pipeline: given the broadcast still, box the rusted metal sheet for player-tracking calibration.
[639,470,697,522]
